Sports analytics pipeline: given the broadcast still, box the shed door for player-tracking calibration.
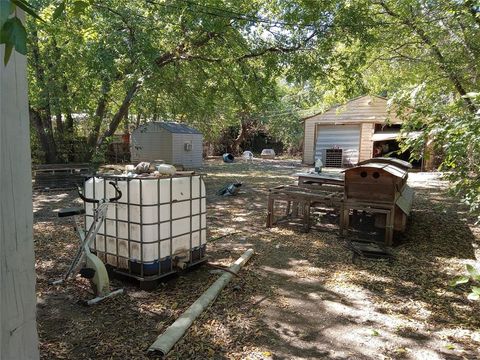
[315,125,360,167]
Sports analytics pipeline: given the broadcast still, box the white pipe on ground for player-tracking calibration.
[148,248,255,356]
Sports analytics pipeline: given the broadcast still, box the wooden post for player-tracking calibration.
[385,209,394,246]
[0,12,40,359]
[303,202,311,232]
[266,195,274,228]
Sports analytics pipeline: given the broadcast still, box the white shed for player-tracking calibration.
[130,122,203,168]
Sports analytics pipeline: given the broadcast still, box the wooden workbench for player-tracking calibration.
[267,184,343,232]
[295,172,345,188]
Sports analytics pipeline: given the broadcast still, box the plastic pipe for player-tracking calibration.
[148,248,254,356]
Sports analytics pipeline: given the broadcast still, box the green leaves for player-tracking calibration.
[0,16,27,64]
[450,264,480,301]
[52,1,66,21]
[11,0,42,21]
[72,1,89,15]
[449,276,469,287]
[0,1,14,29]
[467,291,479,301]
[466,264,480,279]
[1,0,44,65]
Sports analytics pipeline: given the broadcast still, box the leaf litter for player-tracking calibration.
[35,159,480,359]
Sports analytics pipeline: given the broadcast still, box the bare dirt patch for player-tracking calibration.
[35,159,480,359]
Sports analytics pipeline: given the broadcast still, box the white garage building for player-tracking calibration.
[302,95,403,166]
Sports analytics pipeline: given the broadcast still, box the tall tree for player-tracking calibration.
[26,0,326,162]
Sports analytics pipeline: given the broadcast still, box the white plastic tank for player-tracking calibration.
[84,175,207,272]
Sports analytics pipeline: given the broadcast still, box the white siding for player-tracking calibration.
[315,125,361,167]
[131,122,203,168]
[303,118,316,164]
[172,134,203,169]
[131,126,172,163]
[191,135,203,168]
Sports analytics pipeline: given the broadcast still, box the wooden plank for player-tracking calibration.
[1,15,39,359]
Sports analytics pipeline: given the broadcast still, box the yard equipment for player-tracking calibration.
[217,182,242,196]
[223,153,235,163]
[51,181,124,305]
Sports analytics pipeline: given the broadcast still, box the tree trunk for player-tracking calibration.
[232,115,252,155]
[135,113,141,128]
[30,109,56,163]
[65,113,74,130]
[96,80,141,149]
[55,113,63,133]
[87,79,111,148]
[64,112,75,162]
[123,108,129,133]
[30,27,58,163]
[0,14,39,359]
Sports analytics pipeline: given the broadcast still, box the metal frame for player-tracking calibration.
[340,201,395,246]
[84,173,207,281]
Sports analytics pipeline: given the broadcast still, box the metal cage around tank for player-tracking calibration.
[83,173,207,282]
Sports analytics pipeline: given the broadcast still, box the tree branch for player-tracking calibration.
[238,31,317,60]
[96,80,142,149]
[377,1,477,113]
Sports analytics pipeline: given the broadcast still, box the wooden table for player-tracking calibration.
[267,184,343,232]
[295,172,345,188]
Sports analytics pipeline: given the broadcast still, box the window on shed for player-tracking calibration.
[184,141,193,151]
[325,149,343,167]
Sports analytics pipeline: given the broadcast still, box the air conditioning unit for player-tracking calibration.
[184,142,192,151]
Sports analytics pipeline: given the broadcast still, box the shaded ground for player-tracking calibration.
[35,159,480,359]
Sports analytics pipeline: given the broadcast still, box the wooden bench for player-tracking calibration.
[32,164,91,190]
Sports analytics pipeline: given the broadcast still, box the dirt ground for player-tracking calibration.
[34,159,480,360]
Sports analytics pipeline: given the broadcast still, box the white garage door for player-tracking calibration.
[315,125,361,167]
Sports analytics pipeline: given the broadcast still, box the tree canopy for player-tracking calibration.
[2,0,479,216]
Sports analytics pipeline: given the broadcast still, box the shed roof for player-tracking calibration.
[301,95,402,124]
[137,121,202,134]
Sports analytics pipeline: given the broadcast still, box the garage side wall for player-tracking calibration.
[191,135,203,168]
[359,123,374,161]
[303,118,316,164]
[1,20,40,358]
